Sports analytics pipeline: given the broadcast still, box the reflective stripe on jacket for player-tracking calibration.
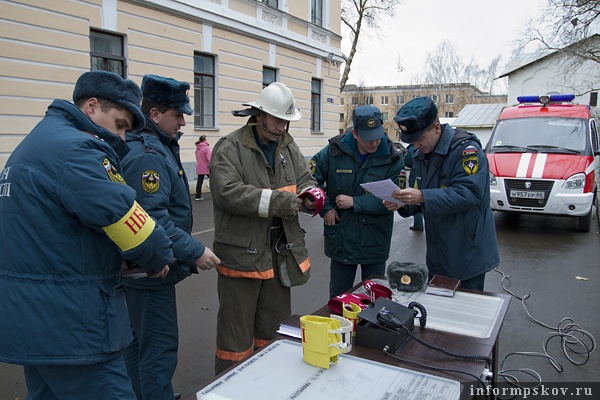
[210,119,317,279]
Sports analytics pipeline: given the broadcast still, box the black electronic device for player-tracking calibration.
[355,297,416,352]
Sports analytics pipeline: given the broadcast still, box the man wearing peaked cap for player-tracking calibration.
[210,82,319,375]
[353,104,386,141]
[120,74,220,399]
[309,104,405,298]
[141,74,194,116]
[385,96,499,291]
[394,96,438,144]
[0,70,174,399]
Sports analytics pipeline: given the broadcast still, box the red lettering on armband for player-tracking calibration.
[123,204,148,234]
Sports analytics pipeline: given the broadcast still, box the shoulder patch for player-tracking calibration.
[462,155,479,175]
[308,159,316,175]
[141,170,160,193]
[462,145,478,156]
[102,158,126,184]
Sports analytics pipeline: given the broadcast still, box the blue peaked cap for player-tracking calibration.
[141,74,193,115]
[394,96,438,143]
[352,105,385,141]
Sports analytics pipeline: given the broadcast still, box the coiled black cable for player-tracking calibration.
[376,307,492,365]
[408,301,427,328]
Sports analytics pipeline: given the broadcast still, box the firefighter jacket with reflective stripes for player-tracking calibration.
[210,118,317,279]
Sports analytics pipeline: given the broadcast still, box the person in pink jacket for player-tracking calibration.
[195,135,211,200]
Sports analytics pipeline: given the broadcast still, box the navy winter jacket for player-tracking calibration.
[400,124,500,280]
[121,118,205,287]
[0,100,173,365]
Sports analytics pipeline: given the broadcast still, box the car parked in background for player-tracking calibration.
[392,141,407,157]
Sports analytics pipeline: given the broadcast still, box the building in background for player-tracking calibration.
[340,83,506,140]
[498,34,600,117]
[451,103,505,148]
[0,0,344,170]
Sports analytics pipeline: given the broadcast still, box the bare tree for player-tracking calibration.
[463,55,504,94]
[519,0,600,94]
[423,41,464,86]
[525,0,600,50]
[340,0,402,92]
[421,40,505,94]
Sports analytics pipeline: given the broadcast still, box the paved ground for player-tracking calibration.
[1,189,599,398]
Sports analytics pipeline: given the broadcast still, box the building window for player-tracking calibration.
[258,0,278,8]
[90,30,125,77]
[263,67,277,88]
[396,95,404,104]
[381,96,389,105]
[311,0,323,26]
[340,97,345,106]
[311,78,322,132]
[431,95,438,103]
[366,96,373,105]
[194,53,215,128]
[445,111,454,118]
[590,92,598,107]
[382,112,389,121]
[445,94,454,104]
[339,113,344,122]
[351,97,358,106]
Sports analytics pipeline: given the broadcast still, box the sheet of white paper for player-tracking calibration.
[276,324,302,339]
[360,179,405,205]
[197,340,461,400]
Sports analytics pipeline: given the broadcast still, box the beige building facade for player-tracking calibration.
[341,83,507,141]
[0,0,344,169]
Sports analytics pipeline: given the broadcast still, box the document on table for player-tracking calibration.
[196,340,461,400]
[360,179,405,205]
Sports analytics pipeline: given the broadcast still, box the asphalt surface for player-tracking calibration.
[1,189,599,399]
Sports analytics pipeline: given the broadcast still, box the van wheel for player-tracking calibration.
[577,206,593,232]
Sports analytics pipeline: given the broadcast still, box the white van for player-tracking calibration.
[485,94,600,232]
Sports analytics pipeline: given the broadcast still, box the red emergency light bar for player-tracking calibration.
[517,94,576,105]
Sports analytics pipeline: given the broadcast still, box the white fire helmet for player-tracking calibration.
[242,82,302,122]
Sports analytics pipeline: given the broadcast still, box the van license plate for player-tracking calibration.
[509,190,545,199]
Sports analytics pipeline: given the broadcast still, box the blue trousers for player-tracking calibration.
[24,356,136,400]
[329,259,386,298]
[123,285,178,400]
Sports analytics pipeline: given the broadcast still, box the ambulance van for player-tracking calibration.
[485,94,600,232]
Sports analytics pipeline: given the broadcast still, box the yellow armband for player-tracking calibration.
[103,201,156,252]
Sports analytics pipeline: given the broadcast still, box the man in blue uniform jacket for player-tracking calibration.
[120,74,220,400]
[0,71,174,399]
[385,96,499,291]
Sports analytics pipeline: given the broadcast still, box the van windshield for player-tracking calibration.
[488,117,587,153]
